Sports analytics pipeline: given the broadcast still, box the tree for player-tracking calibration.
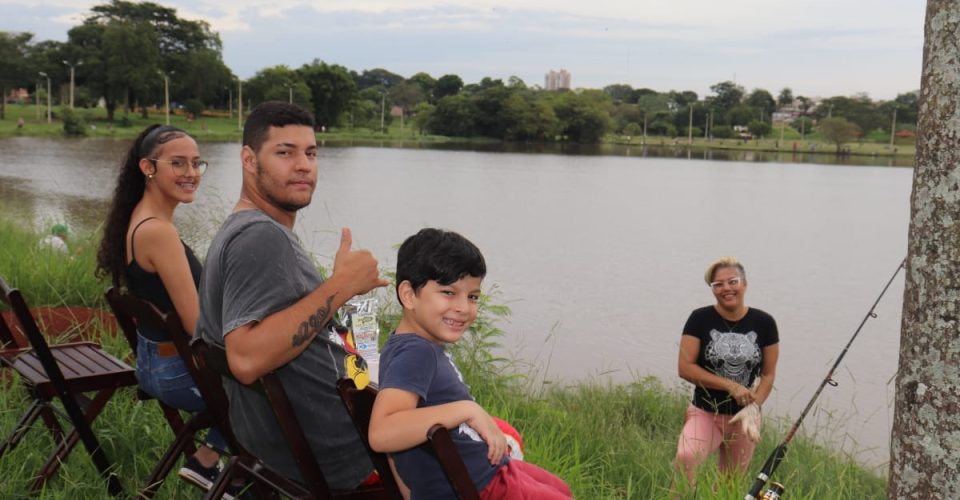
[245,65,312,110]
[777,87,794,108]
[707,80,744,115]
[747,119,771,138]
[389,80,426,127]
[818,117,861,153]
[434,74,463,99]
[745,88,776,120]
[67,0,223,120]
[550,89,613,143]
[428,94,476,137]
[889,2,960,497]
[406,72,436,101]
[298,60,356,128]
[0,31,33,120]
[353,68,404,90]
[603,83,634,103]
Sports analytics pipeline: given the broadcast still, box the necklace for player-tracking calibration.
[717,307,748,332]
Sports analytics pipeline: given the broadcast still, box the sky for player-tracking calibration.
[3,0,926,100]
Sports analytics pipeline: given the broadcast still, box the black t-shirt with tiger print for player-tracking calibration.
[682,306,779,415]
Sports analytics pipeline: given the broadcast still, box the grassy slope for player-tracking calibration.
[0,219,886,499]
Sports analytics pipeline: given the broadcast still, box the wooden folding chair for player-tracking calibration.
[190,337,389,500]
[336,378,405,499]
[0,277,137,496]
[426,424,480,500]
[104,287,215,498]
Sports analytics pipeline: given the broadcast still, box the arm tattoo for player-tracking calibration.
[293,293,337,347]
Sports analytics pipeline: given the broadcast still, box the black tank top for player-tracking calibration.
[125,217,203,341]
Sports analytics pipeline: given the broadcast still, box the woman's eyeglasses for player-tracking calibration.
[149,158,208,175]
[710,277,742,290]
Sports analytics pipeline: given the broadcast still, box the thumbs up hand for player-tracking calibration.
[333,228,389,296]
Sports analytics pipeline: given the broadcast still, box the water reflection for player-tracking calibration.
[317,139,913,168]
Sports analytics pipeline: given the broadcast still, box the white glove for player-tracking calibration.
[729,403,761,443]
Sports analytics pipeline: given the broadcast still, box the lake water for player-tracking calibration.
[0,136,912,471]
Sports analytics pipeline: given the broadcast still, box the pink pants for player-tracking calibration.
[674,404,759,482]
[479,460,573,500]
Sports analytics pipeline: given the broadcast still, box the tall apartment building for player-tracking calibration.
[544,69,571,90]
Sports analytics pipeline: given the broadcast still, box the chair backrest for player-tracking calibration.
[189,336,334,499]
[426,424,480,500]
[336,378,404,499]
[103,287,194,367]
[103,287,139,356]
[0,277,124,496]
[0,307,21,349]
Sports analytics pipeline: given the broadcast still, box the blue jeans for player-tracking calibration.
[136,333,227,453]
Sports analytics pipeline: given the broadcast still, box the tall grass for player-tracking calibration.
[0,218,886,498]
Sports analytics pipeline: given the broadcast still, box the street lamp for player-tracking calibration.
[226,85,233,119]
[286,83,293,104]
[38,72,51,123]
[62,60,82,108]
[237,78,243,131]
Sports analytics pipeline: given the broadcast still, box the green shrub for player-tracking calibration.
[60,107,87,137]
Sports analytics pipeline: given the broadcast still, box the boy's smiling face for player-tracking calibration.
[398,276,482,345]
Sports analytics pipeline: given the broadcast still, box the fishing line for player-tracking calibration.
[744,258,906,500]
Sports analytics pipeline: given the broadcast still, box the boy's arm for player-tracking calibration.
[224,228,388,384]
[368,387,507,464]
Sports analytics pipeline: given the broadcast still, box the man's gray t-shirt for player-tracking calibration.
[197,209,372,488]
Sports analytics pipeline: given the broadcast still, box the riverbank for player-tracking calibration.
[0,218,887,498]
[0,103,915,161]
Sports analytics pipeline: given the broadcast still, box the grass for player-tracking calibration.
[0,218,887,498]
[0,103,455,143]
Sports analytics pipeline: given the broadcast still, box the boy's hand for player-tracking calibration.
[333,228,389,296]
[467,405,508,465]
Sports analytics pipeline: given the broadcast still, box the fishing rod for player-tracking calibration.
[744,258,906,500]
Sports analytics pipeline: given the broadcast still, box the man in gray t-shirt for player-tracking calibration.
[197,101,388,489]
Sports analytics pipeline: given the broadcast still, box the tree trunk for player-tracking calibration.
[888,1,960,498]
[1,85,6,120]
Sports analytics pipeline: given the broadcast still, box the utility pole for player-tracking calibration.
[687,105,693,145]
[237,79,243,131]
[890,107,898,147]
[161,71,170,125]
[380,92,386,134]
[38,72,51,123]
[35,80,41,120]
[62,60,82,108]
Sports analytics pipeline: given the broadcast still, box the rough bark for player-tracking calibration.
[889,1,960,498]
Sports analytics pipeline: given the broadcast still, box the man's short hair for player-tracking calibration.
[242,101,316,153]
[396,228,487,301]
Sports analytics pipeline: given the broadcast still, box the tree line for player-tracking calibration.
[1,0,920,144]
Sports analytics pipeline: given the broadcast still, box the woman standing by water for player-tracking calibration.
[674,257,780,484]
[95,124,225,490]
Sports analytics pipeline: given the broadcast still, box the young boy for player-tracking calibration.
[369,228,572,499]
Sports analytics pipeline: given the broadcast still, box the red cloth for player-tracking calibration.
[479,460,572,500]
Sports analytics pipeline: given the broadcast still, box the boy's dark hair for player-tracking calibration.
[396,228,486,302]
[242,101,316,153]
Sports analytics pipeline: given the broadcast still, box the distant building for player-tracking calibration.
[544,69,571,91]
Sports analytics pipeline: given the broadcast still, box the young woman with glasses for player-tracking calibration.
[95,124,225,491]
[673,257,780,486]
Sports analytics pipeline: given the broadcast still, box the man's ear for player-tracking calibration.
[397,280,417,310]
[241,145,256,174]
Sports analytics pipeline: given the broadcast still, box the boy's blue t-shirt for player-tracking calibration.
[378,333,505,499]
